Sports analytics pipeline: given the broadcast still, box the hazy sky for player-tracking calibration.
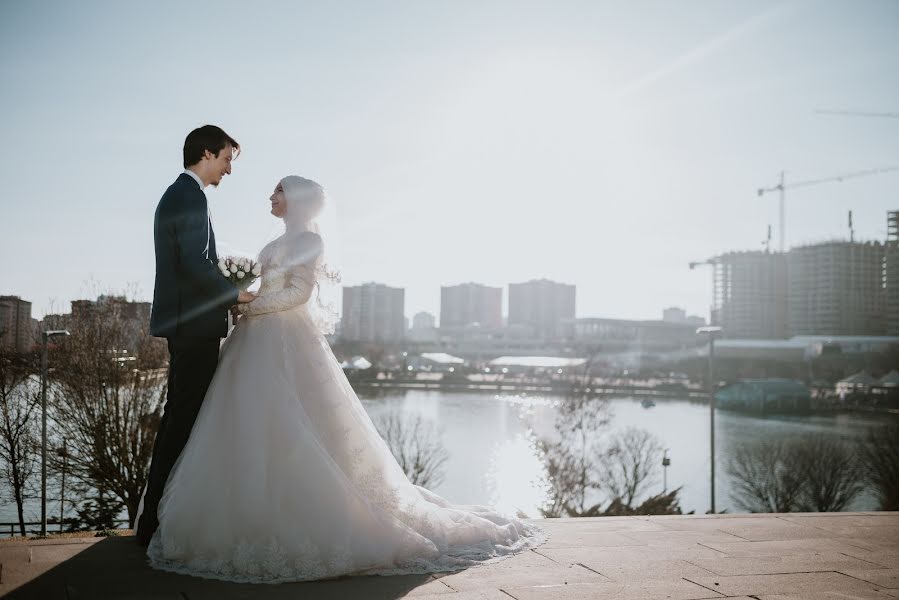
[2,0,898,322]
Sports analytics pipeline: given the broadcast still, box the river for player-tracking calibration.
[2,389,894,531]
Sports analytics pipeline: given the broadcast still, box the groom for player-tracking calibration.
[136,125,255,546]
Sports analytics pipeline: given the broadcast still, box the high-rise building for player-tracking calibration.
[710,251,788,339]
[408,311,438,342]
[71,295,151,325]
[788,241,886,336]
[508,279,576,340]
[887,211,899,336]
[662,307,687,323]
[0,295,33,353]
[412,312,436,330]
[65,295,153,353]
[341,283,405,342]
[440,283,502,329]
[662,307,705,328]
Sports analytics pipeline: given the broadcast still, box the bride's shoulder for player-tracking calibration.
[285,231,323,263]
[288,230,322,250]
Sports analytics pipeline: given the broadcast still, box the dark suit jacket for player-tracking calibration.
[150,173,238,339]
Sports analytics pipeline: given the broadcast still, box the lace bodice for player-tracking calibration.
[238,232,322,317]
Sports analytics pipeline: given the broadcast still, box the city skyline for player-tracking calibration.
[21,276,699,328]
[2,1,899,321]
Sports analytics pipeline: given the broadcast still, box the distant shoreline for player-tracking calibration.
[350,379,899,416]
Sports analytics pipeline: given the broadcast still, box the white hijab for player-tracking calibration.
[273,175,341,334]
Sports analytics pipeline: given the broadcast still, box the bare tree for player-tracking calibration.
[49,298,167,527]
[538,393,610,517]
[599,427,663,510]
[794,434,863,512]
[541,422,680,517]
[858,422,899,511]
[0,345,40,535]
[540,434,600,517]
[728,435,865,513]
[374,411,449,488]
[537,384,680,517]
[726,439,804,513]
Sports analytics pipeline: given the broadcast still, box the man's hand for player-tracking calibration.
[230,305,242,320]
[237,290,256,303]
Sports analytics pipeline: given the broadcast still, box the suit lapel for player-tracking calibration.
[178,172,219,263]
[208,221,219,263]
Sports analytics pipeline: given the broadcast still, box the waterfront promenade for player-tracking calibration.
[2,512,898,599]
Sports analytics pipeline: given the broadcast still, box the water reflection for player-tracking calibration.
[357,389,896,517]
[5,389,892,526]
[484,433,550,518]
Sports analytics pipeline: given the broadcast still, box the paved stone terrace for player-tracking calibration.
[1,512,898,599]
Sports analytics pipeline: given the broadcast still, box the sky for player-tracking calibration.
[2,0,898,322]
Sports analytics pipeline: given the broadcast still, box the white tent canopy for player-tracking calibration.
[341,356,372,370]
[879,370,899,386]
[488,356,587,369]
[839,371,880,386]
[419,352,465,365]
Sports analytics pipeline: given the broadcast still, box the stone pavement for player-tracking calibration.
[1,512,898,599]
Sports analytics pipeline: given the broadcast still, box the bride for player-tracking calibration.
[144,175,543,583]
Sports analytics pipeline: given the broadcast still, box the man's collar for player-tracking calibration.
[183,169,206,190]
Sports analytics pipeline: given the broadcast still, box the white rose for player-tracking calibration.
[218,258,226,270]
[237,271,245,279]
[220,267,229,276]
[230,264,238,273]
[252,264,262,276]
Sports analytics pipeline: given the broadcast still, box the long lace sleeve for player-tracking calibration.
[238,232,323,317]
[239,264,316,316]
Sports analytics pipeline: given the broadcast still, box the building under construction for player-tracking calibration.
[888,210,899,336]
[710,251,789,339]
[708,219,894,338]
[787,240,886,337]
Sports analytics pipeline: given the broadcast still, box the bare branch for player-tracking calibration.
[374,411,449,488]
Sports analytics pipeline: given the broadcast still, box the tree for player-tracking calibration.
[727,435,865,513]
[726,439,804,513]
[599,427,663,509]
[794,434,863,512]
[537,390,681,517]
[603,488,685,516]
[49,298,167,527]
[538,394,610,517]
[858,422,899,511]
[0,346,40,535]
[374,411,449,488]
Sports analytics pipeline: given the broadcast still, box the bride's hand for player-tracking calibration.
[237,290,256,303]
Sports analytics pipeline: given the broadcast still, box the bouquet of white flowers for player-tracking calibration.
[218,256,261,291]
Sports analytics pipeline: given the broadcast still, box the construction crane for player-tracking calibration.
[757,165,899,253]
[757,108,899,252]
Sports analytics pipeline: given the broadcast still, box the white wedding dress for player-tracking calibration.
[146,230,542,583]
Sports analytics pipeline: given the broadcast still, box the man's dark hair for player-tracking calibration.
[183,125,240,168]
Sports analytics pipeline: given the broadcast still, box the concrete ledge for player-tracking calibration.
[1,513,897,599]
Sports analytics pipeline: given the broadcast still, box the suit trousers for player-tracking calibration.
[136,337,221,544]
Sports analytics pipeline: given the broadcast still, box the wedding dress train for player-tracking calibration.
[145,230,543,583]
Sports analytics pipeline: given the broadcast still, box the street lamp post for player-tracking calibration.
[662,448,671,493]
[41,329,70,536]
[696,326,722,514]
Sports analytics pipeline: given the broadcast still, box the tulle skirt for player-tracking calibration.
[145,307,543,583]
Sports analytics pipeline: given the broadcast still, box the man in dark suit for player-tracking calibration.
[137,125,255,546]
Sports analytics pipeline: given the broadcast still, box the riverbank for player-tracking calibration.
[351,377,899,416]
